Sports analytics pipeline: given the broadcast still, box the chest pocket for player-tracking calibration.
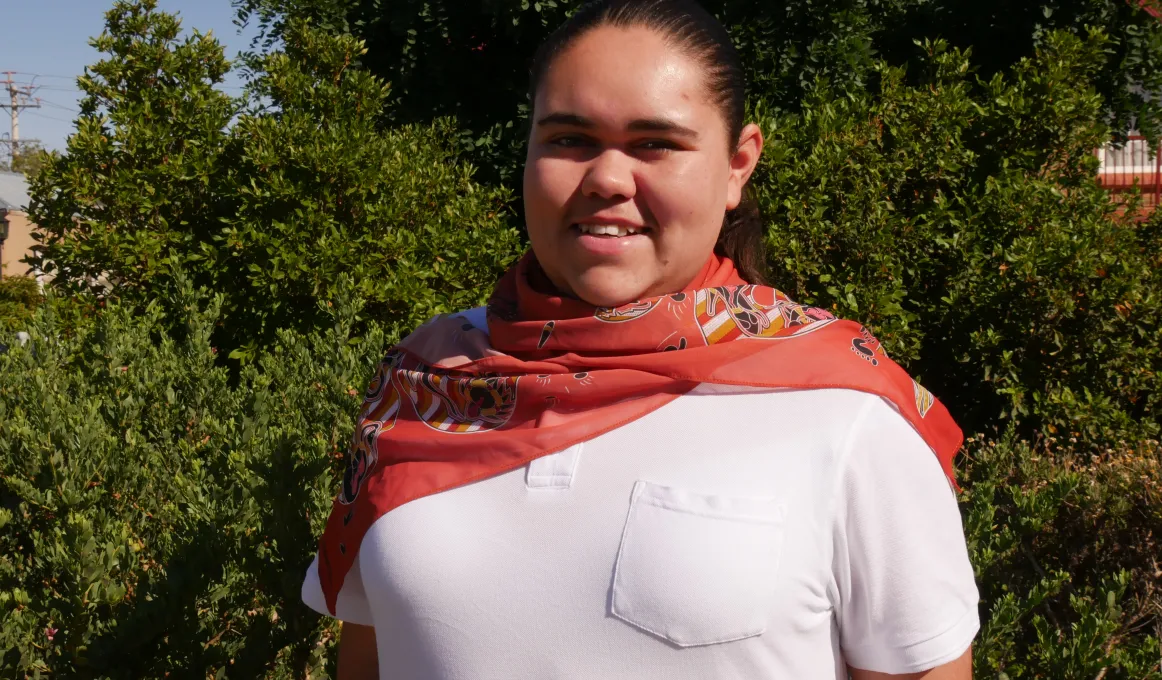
[611,480,787,647]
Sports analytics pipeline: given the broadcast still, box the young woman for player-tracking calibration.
[301,1,979,678]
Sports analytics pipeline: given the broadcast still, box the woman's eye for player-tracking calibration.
[638,140,680,152]
[549,135,590,148]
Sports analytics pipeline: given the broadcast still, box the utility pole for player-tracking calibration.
[0,72,42,169]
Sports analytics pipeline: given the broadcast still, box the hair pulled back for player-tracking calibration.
[527,0,769,285]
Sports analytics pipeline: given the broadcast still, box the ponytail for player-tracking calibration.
[715,186,769,285]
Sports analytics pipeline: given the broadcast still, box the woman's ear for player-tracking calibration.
[725,123,764,210]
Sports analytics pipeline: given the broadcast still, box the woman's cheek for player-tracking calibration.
[533,158,582,214]
[638,165,700,230]
[672,160,729,226]
[524,165,561,229]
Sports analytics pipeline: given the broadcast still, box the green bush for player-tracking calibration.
[0,277,42,333]
[755,33,1162,441]
[0,281,380,678]
[2,290,1159,678]
[960,431,1162,678]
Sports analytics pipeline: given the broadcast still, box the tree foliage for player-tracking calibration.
[29,1,236,295]
[756,33,1162,441]
[28,0,523,357]
[233,0,1162,178]
[1,141,49,176]
[0,277,42,334]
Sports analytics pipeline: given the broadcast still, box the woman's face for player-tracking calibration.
[524,25,763,307]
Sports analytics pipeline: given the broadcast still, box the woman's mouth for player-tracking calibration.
[573,223,651,237]
[571,223,652,256]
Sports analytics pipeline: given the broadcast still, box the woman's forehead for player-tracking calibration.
[537,25,715,129]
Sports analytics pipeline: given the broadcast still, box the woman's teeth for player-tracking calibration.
[576,224,644,237]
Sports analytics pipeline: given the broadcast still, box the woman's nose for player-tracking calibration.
[580,149,636,201]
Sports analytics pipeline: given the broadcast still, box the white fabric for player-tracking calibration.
[526,443,584,489]
[457,305,488,333]
[302,383,979,678]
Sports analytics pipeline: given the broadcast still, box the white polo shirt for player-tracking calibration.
[303,316,979,679]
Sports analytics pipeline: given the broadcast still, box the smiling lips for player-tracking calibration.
[574,223,650,237]
[571,221,651,256]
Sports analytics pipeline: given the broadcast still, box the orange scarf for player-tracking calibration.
[317,253,962,614]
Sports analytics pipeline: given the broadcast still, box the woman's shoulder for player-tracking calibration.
[392,306,491,365]
[708,387,941,482]
[691,384,887,426]
[456,306,488,334]
[410,306,487,336]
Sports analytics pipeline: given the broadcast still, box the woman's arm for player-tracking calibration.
[832,397,980,675]
[301,556,378,678]
[337,622,379,680]
[850,646,972,680]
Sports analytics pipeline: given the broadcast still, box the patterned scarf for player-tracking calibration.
[317,253,962,614]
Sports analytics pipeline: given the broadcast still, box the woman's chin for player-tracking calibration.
[568,270,657,308]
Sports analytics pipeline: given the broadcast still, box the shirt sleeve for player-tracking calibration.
[831,395,980,674]
[301,553,375,626]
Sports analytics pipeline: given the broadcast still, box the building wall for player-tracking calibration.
[1,211,36,278]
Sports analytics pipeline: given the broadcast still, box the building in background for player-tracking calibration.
[1097,135,1162,215]
[0,171,34,278]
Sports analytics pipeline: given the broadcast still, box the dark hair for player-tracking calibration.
[528,0,769,285]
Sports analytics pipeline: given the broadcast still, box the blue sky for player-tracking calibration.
[0,0,259,152]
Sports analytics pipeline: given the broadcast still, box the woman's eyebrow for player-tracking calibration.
[536,112,595,128]
[626,117,699,139]
[535,112,699,139]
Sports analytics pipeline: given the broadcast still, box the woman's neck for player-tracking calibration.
[525,252,731,304]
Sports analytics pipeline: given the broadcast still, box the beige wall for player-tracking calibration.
[1,210,35,278]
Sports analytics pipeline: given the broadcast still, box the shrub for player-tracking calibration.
[754,33,1162,442]
[1,291,1159,678]
[0,277,42,333]
[0,281,379,678]
[962,433,1162,677]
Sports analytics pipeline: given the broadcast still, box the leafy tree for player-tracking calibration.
[28,0,523,357]
[1,141,48,176]
[232,0,1162,180]
[755,33,1162,441]
[218,19,522,357]
[27,0,237,296]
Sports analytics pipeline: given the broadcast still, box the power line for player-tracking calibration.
[10,72,74,80]
[13,71,249,95]
[38,99,78,113]
[33,85,83,93]
[26,111,74,124]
